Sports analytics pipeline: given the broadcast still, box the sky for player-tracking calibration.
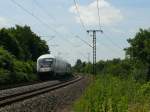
[0,0,150,65]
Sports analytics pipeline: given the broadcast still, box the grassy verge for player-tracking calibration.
[73,74,150,112]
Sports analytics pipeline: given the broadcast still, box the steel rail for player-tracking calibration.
[0,76,82,107]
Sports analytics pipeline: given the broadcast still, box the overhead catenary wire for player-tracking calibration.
[13,0,111,61]
[73,0,98,49]
[10,0,78,48]
[96,35,123,56]
[103,32,123,50]
[34,0,93,50]
[75,35,93,48]
[34,0,56,21]
[96,0,123,51]
[96,0,102,30]
[73,0,87,31]
[72,0,123,59]
[10,0,93,62]
[33,0,88,49]
[11,0,56,34]
[73,0,120,58]
[33,0,92,50]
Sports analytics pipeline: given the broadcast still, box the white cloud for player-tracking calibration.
[69,0,123,26]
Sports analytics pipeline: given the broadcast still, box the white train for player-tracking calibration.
[37,54,72,79]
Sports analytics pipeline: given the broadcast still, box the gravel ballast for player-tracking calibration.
[0,76,90,112]
[0,80,60,99]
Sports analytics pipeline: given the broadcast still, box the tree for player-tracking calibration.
[1,25,49,61]
[74,59,83,72]
[125,28,150,79]
[0,47,14,71]
[0,28,22,59]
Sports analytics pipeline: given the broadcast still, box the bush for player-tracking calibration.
[0,47,38,84]
[0,69,11,84]
[131,61,148,82]
[13,60,36,74]
[12,61,37,83]
[74,75,150,112]
[0,47,14,71]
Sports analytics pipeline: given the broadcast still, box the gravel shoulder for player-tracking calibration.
[0,76,90,112]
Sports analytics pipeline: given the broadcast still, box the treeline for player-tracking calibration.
[74,59,131,78]
[74,28,150,82]
[0,25,49,85]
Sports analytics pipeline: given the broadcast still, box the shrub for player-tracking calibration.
[0,47,14,71]
[0,69,11,84]
[0,47,38,84]
[74,75,150,112]
[13,60,37,82]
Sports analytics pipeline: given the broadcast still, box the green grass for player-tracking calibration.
[73,75,150,112]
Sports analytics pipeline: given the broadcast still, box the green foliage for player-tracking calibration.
[0,69,11,84]
[0,28,22,59]
[12,60,37,82]
[83,63,93,73]
[13,60,36,74]
[125,29,150,63]
[73,28,150,112]
[74,28,150,81]
[125,28,150,80]
[0,47,14,71]
[74,58,131,78]
[74,75,150,112]
[0,47,37,84]
[73,59,85,72]
[0,25,49,61]
[0,25,49,85]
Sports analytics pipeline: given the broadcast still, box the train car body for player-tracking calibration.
[37,54,71,79]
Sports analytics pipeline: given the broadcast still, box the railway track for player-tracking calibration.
[0,76,82,107]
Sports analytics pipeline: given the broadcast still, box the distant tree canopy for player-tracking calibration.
[0,25,49,61]
[73,58,131,78]
[74,59,83,72]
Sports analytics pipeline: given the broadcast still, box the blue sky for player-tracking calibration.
[0,0,150,65]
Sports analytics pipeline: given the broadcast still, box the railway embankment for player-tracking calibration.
[0,76,90,112]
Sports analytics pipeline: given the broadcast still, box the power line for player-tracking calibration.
[34,0,92,50]
[96,36,123,56]
[73,1,123,61]
[73,0,87,31]
[11,0,96,63]
[75,35,93,48]
[95,0,123,51]
[96,0,101,30]
[11,0,78,48]
[33,0,86,48]
[34,0,56,21]
[11,0,57,34]
[103,32,123,50]
[72,0,96,50]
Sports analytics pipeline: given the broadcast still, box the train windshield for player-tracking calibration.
[39,58,53,68]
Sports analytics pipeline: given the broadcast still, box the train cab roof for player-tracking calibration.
[37,54,55,60]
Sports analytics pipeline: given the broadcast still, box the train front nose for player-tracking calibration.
[38,58,53,73]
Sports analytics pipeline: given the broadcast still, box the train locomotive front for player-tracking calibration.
[37,54,72,79]
[37,54,55,79]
